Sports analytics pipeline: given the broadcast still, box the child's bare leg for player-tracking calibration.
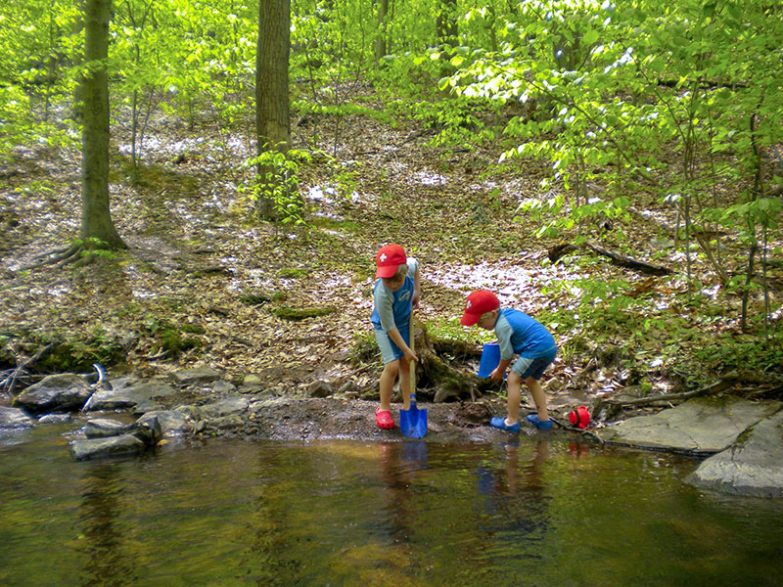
[506,371,522,425]
[379,360,400,411]
[525,377,548,420]
[399,357,411,409]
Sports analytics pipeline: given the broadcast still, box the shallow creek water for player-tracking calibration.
[2,424,782,586]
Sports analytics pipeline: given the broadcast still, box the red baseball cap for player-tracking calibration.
[375,244,407,278]
[460,289,500,326]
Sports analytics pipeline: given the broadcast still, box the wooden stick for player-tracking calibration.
[409,314,416,397]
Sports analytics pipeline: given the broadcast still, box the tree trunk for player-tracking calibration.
[256,0,291,219]
[437,0,458,48]
[374,0,389,64]
[81,0,125,250]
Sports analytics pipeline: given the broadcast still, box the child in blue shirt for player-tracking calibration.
[461,289,557,431]
[371,244,421,429]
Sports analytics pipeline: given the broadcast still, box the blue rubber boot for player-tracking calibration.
[489,416,521,433]
[525,414,553,430]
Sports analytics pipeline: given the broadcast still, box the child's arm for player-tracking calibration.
[388,328,417,363]
[491,315,515,381]
[374,282,418,362]
[491,358,512,382]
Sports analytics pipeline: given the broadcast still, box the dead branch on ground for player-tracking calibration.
[592,380,732,421]
[0,343,52,396]
[548,241,673,276]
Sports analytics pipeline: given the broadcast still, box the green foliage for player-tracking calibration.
[35,328,127,373]
[242,149,313,224]
[0,0,81,158]
[425,316,494,344]
[445,1,783,203]
[394,94,499,148]
[693,332,783,375]
[309,153,362,202]
[144,315,203,359]
[543,276,636,321]
[516,195,631,238]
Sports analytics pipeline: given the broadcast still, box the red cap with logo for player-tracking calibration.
[460,289,500,326]
[375,244,407,278]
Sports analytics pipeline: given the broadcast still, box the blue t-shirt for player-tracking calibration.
[371,259,418,332]
[495,308,556,360]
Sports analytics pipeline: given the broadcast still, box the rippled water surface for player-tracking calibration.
[2,425,783,586]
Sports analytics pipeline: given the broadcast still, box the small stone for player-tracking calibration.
[171,367,221,385]
[307,380,334,398]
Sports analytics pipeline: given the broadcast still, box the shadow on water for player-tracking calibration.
[2,427,783,586]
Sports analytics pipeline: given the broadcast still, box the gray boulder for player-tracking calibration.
[85,378,176,413]
[0,406,35,429]
[687,409,783,497]
[599,397,781,453]
[14,374,91,414]
[136,411,189,438]
[199,397,249,419]
[70,434,145,461]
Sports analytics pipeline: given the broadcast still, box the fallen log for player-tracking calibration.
[548,241,672,276]
[592,380,731,422]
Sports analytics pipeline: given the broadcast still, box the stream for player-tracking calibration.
[2,423,783,586]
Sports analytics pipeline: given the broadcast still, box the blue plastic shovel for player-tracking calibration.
[400,393,427,438]
[400,316,427,438]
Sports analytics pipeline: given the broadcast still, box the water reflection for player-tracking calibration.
[2,434,783,586]
[78,463,138,586]
[378,440,428,543]
[471,438,551,577]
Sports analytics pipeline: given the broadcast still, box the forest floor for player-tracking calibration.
[1,90,782,427]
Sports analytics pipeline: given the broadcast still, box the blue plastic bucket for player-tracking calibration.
[477,343,501,378]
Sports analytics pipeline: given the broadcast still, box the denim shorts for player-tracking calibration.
[374,323,410,364]
[511,348,557,380]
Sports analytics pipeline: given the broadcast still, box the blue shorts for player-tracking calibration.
[511,348,556,380]
[374,323,410,364]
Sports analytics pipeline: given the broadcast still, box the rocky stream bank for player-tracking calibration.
[2,367,782,498]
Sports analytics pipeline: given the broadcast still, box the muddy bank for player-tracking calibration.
[2,370,589,456]
[186,396,521,443]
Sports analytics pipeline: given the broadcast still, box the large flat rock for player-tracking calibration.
[70,434,146,461]
[598,397,781,453]
[86,378,176,412]
[687,410,783,497]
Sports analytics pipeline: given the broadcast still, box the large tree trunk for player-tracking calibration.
[81,0,125,250]
[255,0,291,219]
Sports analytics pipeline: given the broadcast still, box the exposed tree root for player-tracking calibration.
[33,243,98,269]
[412,320,497,403]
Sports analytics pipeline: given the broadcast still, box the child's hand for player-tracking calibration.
[404,348,419,363]
[412,292,420,308]
[489,367,504,382]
